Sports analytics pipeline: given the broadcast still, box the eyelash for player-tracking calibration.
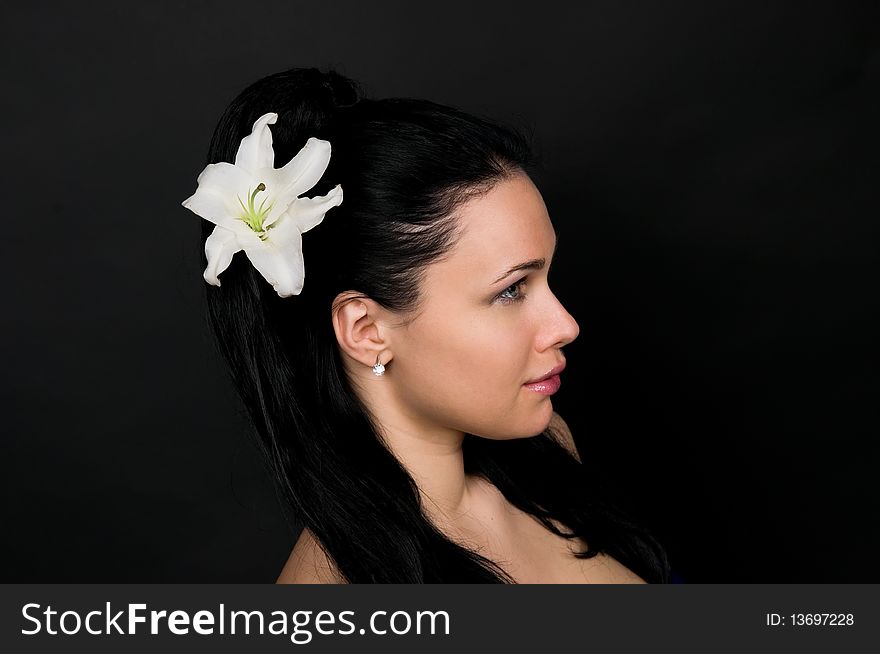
[495,277,528,305]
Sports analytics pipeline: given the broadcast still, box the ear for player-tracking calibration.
[331,291,392,370]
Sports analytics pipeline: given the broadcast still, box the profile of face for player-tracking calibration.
[370,171,580,441]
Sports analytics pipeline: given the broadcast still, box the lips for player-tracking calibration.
[524,361,566,385]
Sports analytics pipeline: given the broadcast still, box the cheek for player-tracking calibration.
[394,316,546,434]
[421,316,524,389]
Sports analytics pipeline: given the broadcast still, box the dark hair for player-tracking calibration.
[198,67,669,582]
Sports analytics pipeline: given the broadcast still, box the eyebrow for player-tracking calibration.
[491,233,559,285]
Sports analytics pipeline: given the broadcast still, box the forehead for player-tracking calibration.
[445,173,555,267]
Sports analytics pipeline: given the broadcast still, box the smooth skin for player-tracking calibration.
[277,172,644,583]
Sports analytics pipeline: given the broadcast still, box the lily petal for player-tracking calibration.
[204,224,243,286]
[182,162,253,230]
[234,112,277,174]
[264,137,333,218]
[242,230,305,297]
[271,185,344,239]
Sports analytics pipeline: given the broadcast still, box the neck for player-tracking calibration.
[376,413,476,526]
[352,378,502,533]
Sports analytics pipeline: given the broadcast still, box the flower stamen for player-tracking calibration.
[237,182,276,240]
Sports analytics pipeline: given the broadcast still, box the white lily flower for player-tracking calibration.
[181,112,343,297]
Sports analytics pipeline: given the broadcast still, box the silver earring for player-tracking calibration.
[372,355,386,376]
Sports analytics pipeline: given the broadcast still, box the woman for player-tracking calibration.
[182,67,669,583]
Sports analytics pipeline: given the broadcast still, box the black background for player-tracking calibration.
[2,0,877,582]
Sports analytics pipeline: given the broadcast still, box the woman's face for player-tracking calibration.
[386,171,580,439]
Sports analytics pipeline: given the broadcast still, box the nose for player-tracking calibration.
[538,290,580,351]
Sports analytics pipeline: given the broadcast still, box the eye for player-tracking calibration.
[495,277,528,305]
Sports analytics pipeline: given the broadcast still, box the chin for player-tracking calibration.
[514,403,556,438]
[469,401,555,439]
[534,399,555,427]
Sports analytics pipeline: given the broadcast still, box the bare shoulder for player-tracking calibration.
[549,411,581,463]
[276,528,347,584]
